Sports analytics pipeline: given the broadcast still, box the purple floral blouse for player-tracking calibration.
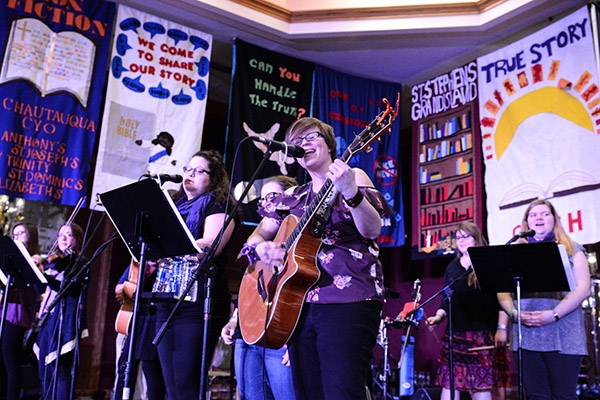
[258,183,393,305]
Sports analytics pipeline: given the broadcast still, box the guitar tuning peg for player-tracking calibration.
[365,146,373,153]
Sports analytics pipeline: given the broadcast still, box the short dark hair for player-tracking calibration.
[285,117,336,160]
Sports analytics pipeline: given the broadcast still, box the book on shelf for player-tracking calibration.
[0,18,95,107]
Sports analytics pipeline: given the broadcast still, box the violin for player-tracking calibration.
[45,248,77,264]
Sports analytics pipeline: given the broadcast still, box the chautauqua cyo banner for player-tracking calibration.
[0,0,115,205]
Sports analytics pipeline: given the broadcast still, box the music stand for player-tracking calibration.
[468,242,575,400]
[0,236,47,345]
[99,178,201,400]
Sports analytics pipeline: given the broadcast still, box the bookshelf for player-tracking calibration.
[416,105,476,252]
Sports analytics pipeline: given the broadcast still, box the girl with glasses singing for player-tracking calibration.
[241,117,392,399]
[426,222,511,400]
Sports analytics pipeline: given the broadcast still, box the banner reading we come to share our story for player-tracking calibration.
[0,0,115,205]
[91,4,212,206]
[478,6,600,245]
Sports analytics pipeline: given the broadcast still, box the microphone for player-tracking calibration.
[250,136,305,158]
[413,279,421,290]
[505,229,535,245]
[143,173,183,184]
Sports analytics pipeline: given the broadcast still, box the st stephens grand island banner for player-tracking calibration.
[314,65,405,247]
[477,6,600,245]
[226,39,314,223]
[410,61,482,256]
[0,0,115,205]
[91,5,212,206]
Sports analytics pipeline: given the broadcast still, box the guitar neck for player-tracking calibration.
[283,148,355,249]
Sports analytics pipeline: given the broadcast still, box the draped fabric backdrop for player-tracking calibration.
[477,6,600,245]
[0,0,115,205]
[226,39,314,223]
[91,5,212,207]
[313,65,405,247]
[410,61,483,257]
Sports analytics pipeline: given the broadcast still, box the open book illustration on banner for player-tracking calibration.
[0,18,96,107]
[499,169,600,210]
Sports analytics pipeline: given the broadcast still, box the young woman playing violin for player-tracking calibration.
[34,223,87,400]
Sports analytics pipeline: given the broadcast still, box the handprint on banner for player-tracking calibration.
[243,122,297,175]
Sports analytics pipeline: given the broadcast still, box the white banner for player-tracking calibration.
[91,5,212,205]
[477,6,600,245]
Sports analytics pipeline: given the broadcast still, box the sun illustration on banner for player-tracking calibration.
[479,60,600,210]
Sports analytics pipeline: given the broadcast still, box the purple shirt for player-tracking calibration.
[258,184,392,304]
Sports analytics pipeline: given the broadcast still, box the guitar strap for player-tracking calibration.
[311,187,336,238]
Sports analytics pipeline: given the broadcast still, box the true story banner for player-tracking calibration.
[0,0,115,205]
[477,6,600,245]
[91,4,212,207]
[226,39,314,223]
[313,65,405,248]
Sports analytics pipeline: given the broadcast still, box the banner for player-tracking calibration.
[0,0,115,205]
[410,61,483,256]
[226,39,314,223]
[477,6,600,245]
[91,5,212,206]
[314,65,404,247]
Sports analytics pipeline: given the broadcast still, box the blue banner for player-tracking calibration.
[0,0,116,205]
[314,65,404,247]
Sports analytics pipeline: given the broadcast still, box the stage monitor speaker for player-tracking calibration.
[410,388,441,400]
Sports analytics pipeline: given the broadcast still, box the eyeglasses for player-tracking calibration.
[290,131,322,146]
[11,231,26,239]
[183,166,210,176]
[455,234,472,241]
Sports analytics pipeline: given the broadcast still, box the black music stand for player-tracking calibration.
[468,242,575,400]
[0,236,47,345]
[99,178,201,400]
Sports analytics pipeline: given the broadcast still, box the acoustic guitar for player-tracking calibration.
[238,96,399,349]
[115,259,139,335]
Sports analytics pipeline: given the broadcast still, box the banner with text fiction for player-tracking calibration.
[226,39,314,223]
[91,5,212,207]
[314,65,404,248]
[0,0,115,205]
[477,6,600,245]
[411,61,483,257]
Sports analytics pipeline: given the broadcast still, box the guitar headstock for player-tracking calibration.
[343,93,400,160]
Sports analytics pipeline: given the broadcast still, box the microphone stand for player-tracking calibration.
[153,146,277,398]
[406,268,472,400]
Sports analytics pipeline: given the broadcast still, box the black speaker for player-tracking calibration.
[410,388,441,400]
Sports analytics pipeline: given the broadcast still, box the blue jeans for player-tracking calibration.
[234,339,296,400]
[288,301,382,400]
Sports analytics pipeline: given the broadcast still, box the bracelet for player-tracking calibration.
[553,310,560,321]
[344,189,364,208]
[241,242,260,265]
[497,324,507,330]
[508,309,517,321]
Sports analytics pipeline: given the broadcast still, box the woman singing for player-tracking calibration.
[241,118,392,399]
[152,150,235,400]
[498,199,589,400]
